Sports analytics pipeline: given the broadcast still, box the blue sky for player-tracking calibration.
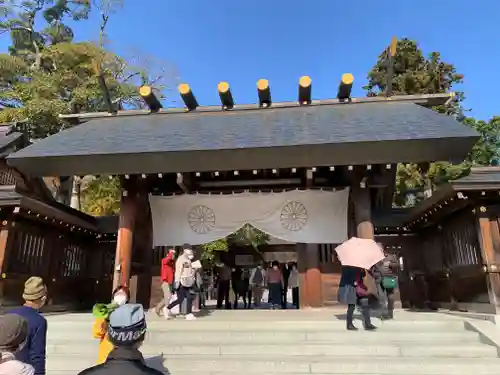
[2,0,499,120]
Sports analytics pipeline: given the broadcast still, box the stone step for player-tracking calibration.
[45,310,468,322]
[47,319,468,332]
[46,355,500,374]
[46,330,481,344]
[46,343,499,358]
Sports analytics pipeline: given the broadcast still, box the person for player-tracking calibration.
[338,266,376,331]
[281,263,291,308]
[372,247,399,320]
[77,304,163,375]
[154,248,175,317]
[92,286,130,364]
[249,263,266,308]
[231,267,243,309]
[241,268,252,309]
[288,262,300,309]
[165,244,197,320]
[216,263,232,309]
[266,261,283,309]
[8,276,47,375]
[0,314,35,375]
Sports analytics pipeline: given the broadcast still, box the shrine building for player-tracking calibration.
[2,68,499,314]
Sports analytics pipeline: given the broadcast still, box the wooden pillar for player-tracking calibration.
[297,243,323,308]
[133,182,153,308]
[112,177,137,291]
[476,206,500,313]
[351,185,377,294]
[0,219,12,307]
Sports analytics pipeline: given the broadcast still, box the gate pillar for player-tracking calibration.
[351,185,377,294]
[112,176,137,291]
[476,206,500,319]
[297,243,322,307]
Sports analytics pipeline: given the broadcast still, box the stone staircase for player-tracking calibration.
[45,309,500,375]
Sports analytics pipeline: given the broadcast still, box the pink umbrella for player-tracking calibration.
[335,237,384,270]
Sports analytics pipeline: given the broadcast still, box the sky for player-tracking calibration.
[1,0,499,120]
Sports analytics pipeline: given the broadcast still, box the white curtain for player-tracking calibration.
[150,189,349,246]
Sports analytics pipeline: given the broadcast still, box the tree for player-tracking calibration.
[80,176,120,216]
[364,38,464,116]
[1,0,91,70]
[365,38,500,206]
[197,224,270,265]
[0,42,147,138]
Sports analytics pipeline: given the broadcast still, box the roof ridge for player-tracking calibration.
[58,93,454,121]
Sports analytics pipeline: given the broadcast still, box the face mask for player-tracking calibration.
[113,294,127,306]
[273,266,278,270]
[187,254,194,260]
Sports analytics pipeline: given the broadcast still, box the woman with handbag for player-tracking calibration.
[338,266,377,331]
[372,248,399,320]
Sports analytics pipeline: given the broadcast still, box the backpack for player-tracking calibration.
[253,268,263,285]
[180,261,196,287]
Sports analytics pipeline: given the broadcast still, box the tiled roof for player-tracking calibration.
[7,102,479,176]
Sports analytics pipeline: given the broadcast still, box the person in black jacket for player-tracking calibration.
[77,304,162,375]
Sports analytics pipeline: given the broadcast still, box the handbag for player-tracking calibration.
[355,274,369,297]
[382,276,397,289]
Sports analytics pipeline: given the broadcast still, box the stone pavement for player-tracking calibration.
[45,308,500,375]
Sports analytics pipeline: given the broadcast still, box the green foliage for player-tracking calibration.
[199,238,228,263]
[228,223,270,250]
[199,224,269,265]
[0,42,146,138]
[463,116,500,166]
[366,38,499,206]
[364,38,464,116]
[1,0,91,67]
[80,176,121,216]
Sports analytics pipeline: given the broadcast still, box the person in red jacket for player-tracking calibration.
[154,248,175,317]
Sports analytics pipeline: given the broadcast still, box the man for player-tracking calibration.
[78,304,163,375]
[8,276,47,375]
[249,262,266,308]
[154,248,175,317]
[0,314,34,375]
[164,243,197,320]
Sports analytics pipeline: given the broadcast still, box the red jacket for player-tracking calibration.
[161,251,175,284]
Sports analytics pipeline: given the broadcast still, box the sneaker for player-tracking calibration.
[185,313,197,320]
[164,308,175,320]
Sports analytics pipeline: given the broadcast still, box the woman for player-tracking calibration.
[0,314,34,375]
[288,262,300,309]
[267,261,284,309]
[92,285,130,364]
[338,266,376,331]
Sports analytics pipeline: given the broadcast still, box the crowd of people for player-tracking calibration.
[0,243,399,375]
[215,261,300,310]
[153,244,302,316]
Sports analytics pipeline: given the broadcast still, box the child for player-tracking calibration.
[92,286,130,364]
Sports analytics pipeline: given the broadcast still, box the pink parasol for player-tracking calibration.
[335,237,384,270]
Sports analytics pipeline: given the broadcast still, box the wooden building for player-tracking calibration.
[375,167,500,314]
[0,124,114,311]
[5,74,482,309]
